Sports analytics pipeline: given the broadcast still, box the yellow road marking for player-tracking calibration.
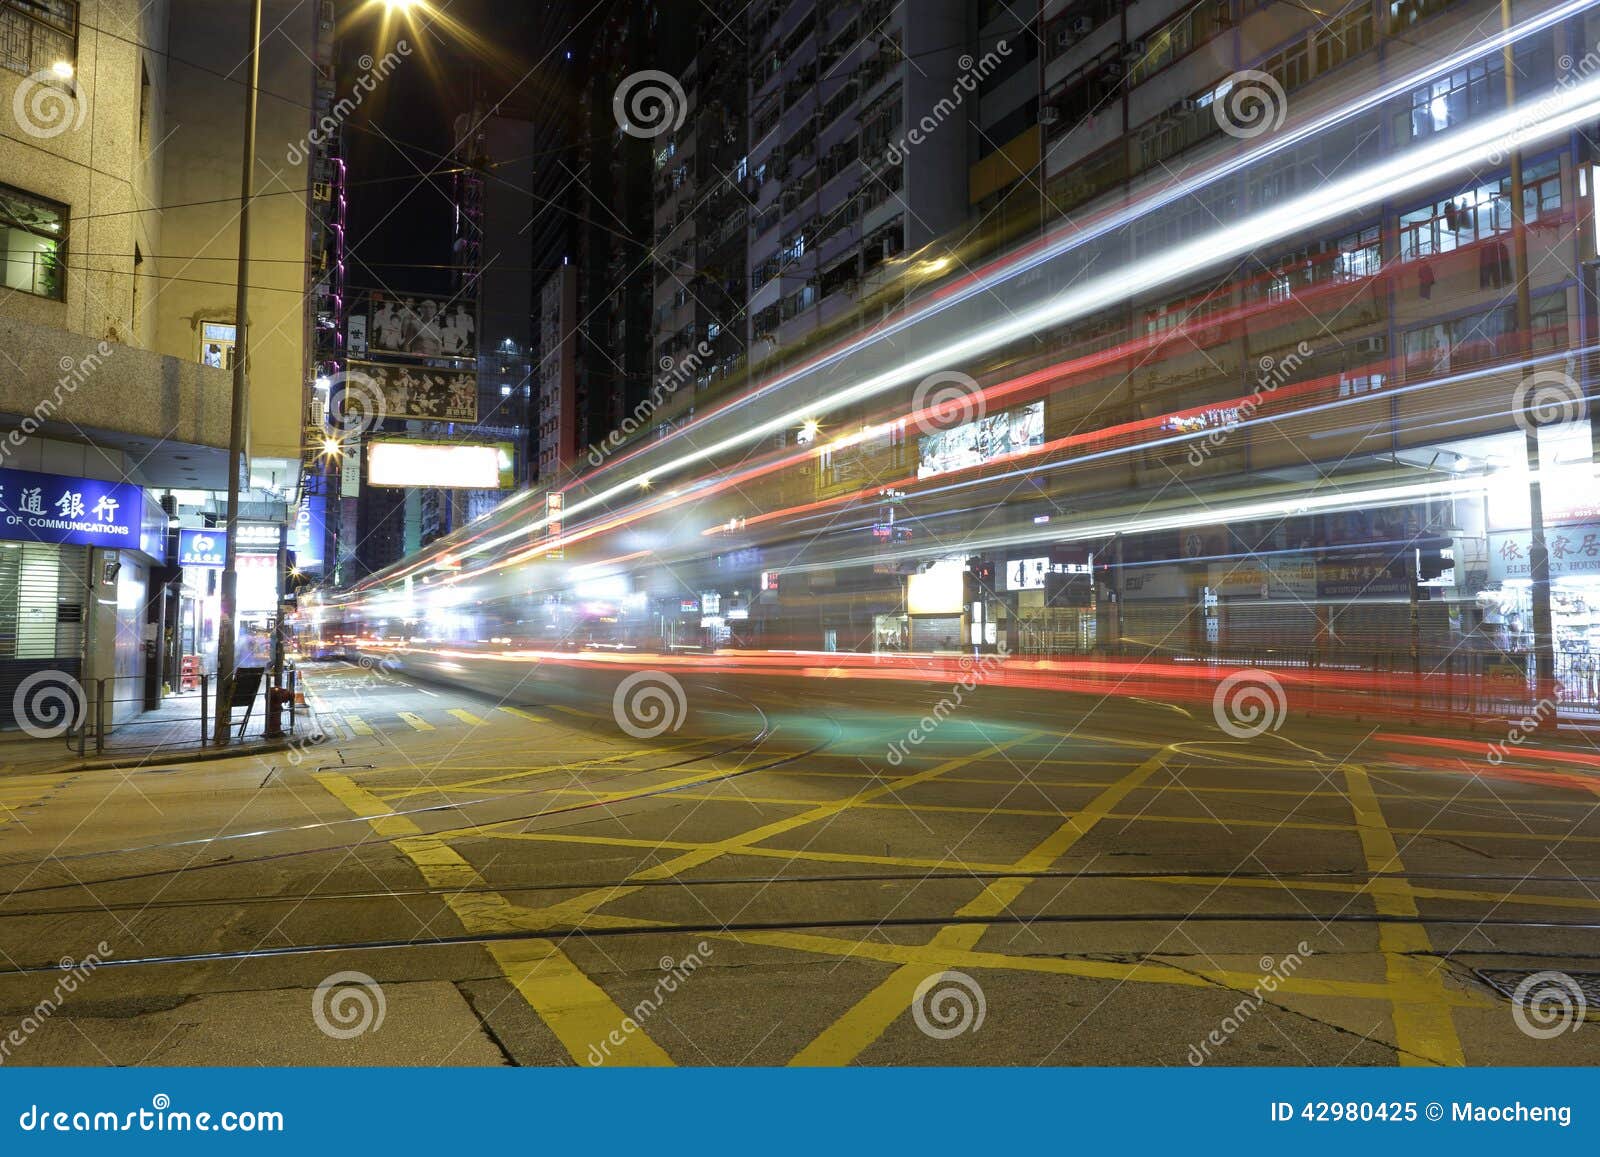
[531,787,1591,844]
[344,713,374,736]
[1344,765,1465,1067]
[497,705,549,723]
[397,711,435,732]
[791,748,1168,1065]
[630,732,1046,882]
[780,768,1600,807]
[447,708,488,726]
[375,740,700,799]
[313,771,672,1067]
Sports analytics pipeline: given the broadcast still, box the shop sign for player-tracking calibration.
[0,467,143,549]
[178,528,226,567]
[1317,560,1408,598]
[1208,555,1316,599]
[1490,524,1600,581]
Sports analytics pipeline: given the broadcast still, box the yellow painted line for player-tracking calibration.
[1344,765,1465,1067]
[474,827,1027,873]
[780,768,1600,808]
[376,740,696,799]
[397,711,435,732]
[447,708,488,726]
[313,771,673,1067]
[497,705,550,723]
[630,732,1047,882]
[343,713,374,736]
[791,748,1168,1065]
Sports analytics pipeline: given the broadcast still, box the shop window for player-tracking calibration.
[0,185,66,301]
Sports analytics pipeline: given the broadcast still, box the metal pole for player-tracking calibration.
[214,0,263,746]
[1501,0,1558,716]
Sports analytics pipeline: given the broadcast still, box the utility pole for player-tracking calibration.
[1502,2,1557,691]
[1502,0,1558,717]
[214,0,263,745]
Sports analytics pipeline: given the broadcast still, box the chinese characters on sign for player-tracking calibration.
[0,468,142,548]
[1490,525,1600,581]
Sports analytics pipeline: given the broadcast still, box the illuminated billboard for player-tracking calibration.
[917,401,1044,479]
[366,440,515,490]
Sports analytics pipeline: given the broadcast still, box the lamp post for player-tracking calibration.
[214,0,263,745]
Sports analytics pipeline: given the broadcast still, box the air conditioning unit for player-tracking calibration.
[1055,29,1073,49]
[1353,336,1386,356]
[312,181,332,201]
[1039,106,1061,125]
[1070,16,1093,34]
[1169,98,1197,115]
[1126,39,1147,57]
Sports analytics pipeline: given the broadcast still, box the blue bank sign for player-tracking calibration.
[0,467,143,549]
[177,528,226,568]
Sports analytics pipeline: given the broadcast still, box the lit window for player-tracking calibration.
[0,185,66,301]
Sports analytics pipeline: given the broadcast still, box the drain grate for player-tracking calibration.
[1477,969,1600,1007]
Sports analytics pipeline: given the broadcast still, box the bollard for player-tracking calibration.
[94,678,106,754]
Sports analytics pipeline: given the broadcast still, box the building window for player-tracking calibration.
[1398,158,1560,261]
[0,0,76,79]
[0,185,66,300]
[1128,1,1231,87]
[200,322,237,370]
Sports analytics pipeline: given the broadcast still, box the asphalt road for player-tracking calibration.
[0,657,1594,1066]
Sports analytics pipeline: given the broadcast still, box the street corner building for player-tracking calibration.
[0,0,331,731]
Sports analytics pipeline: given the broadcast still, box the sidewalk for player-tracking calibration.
[0,688,316,775]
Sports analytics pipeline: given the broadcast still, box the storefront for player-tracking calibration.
[0,465,167,730]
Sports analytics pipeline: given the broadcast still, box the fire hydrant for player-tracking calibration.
[264,685,294,738]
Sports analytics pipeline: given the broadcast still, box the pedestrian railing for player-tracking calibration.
[62,669,303,757]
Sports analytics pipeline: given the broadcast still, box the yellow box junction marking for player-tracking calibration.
[313,771,673,1067]
[1343,765,1465,1067]
[397,711,435,732]
[790,747,1169,1065]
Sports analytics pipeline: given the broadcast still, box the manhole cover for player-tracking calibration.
[1477,969,1600,1006]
